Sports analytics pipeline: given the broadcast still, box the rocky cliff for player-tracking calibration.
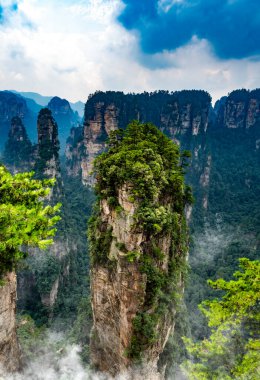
[89,122,190,378]
[3,116,34,173]
[0,273,21,374]
[216,89,260,129]
[66,91,211,186]
[35,108,61,182]
[65,90,211,233]
[48,96,79,152]
[0,91,39,149]
[0,92,29,150]
[15,109,65,315]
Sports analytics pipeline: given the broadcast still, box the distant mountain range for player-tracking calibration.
[10,90,85,117]
[0,90,84,152]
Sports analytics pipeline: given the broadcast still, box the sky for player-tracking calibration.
[0,0,259,104]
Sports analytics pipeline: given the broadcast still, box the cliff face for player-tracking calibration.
[48,96,79,152]
[89,122,189,378]
[0,92,29,150]
[0,273,21,373]
[35,108,61,181]
[217,89,260,129]
[65,126,85,177]
[3,116,34,173]
[66,91,211,185]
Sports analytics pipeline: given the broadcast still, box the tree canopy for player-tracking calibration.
[183,258,260,379]
[0,165,61,278]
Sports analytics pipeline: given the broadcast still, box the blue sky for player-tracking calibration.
[0,0,259,103]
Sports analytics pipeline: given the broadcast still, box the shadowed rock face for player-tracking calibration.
[3,116,34,173]
[48,96,79,152]
[0,273,21,374]
[35,108,61,181]
[0,92,29,150]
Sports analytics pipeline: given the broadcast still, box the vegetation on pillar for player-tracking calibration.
[0,165,61,279]
[183,258,260,379]
[34,108,60,178]
[88,121,192,360]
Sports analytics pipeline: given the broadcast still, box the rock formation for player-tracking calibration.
[217,89,260,129]
[89,122,190,378]
[35,108,61,183]
[67,90,211,185]
[48,96,79,152]
[65,126,85,177]
[3,116,34,173]
[0,91,29,150]
[0,273,21,374]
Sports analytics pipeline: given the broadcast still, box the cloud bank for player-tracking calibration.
[118,0,260,60]
[0,0,259,103]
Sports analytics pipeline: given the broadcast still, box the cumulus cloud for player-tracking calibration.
[118,0,260,60]
[0,0,259,104]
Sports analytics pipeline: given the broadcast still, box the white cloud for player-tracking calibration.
[0,0,259,104]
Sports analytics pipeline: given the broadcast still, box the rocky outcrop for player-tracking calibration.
[219,89,260,129]
[0,273,21,373]
[68,90,211,185]
[35,108,61,182]
[65,126,85,177]
[90,191,179,379]
[48,96,79,151]
[3,116,34,173]
[0,92,29,150]
[89,123,189,378]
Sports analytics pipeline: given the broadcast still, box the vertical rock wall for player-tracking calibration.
[0,273,21,373]
[89,123,189,379]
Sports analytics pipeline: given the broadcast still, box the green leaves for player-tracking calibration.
[93,121,188,205]
[183,258,260,379]
[0,166,61,277]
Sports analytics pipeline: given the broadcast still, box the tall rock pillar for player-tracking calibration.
[89,122,191,378]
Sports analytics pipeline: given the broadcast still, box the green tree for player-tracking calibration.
[183,258,260,379]
[0,165,61,278]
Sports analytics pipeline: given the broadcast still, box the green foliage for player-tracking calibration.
[88,213,113,267]
[34,108,60,178]
[126,312,160,360]
[17,314,47,358]
[0,166,61,278]
[183,258,260,379]
[93,121,189,206]
[33,254,61,294]
[68,296,93,363]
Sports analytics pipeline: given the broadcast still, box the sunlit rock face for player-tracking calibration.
[0,272,21,373]
[66,90,211,186]
[219,89,260,129]
[90,183,187,379]
[89,118,189,380]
